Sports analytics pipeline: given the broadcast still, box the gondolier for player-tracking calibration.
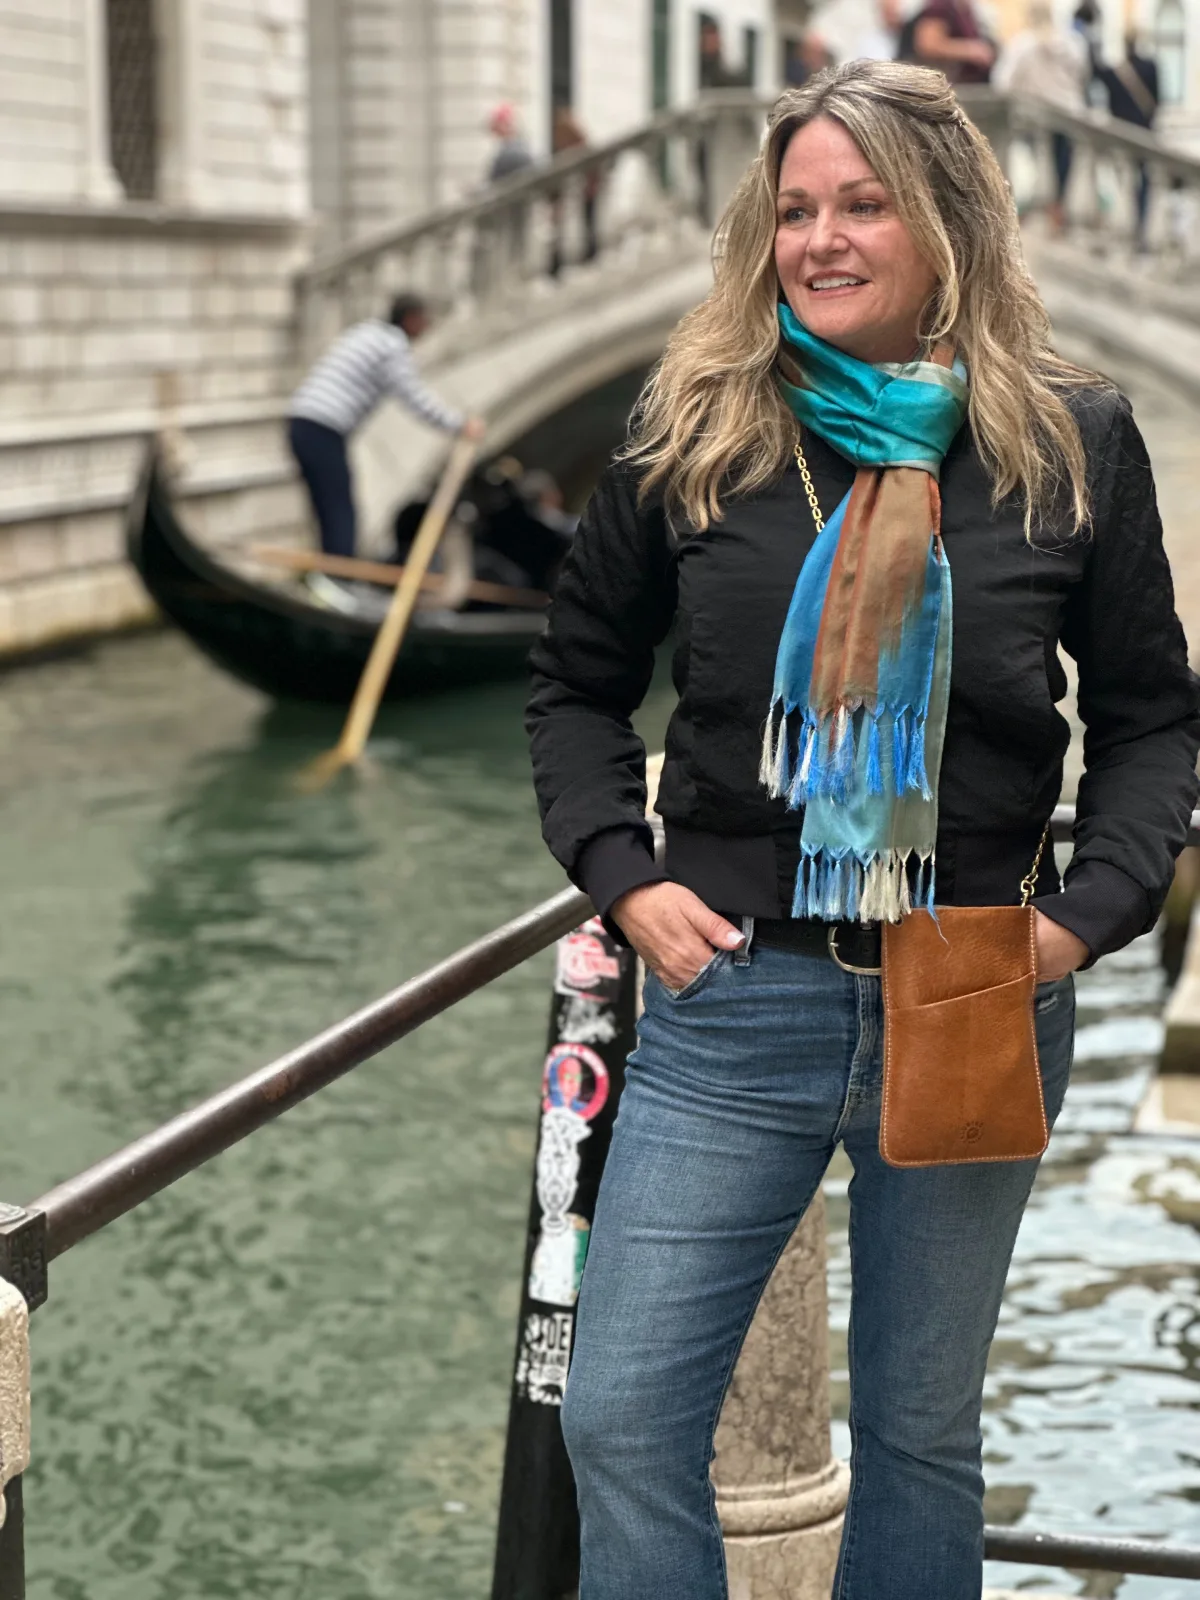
[288,294,484,558]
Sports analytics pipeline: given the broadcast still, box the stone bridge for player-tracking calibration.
[286,88,1200,554]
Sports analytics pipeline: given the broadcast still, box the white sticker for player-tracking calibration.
[529,1212,591,1307]
[515,1310,574,1406]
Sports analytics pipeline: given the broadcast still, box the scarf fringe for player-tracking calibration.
[762,701,932,806]
[793,848,937,924]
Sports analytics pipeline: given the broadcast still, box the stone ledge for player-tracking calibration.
[0,199,311,239]
[1037,261,1200,410]
[0,563,157,661]
[0,463,296,529]
[0,398,287,453]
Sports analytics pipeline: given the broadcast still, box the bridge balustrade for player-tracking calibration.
[296,95,766,369]
[295,89,1200,384]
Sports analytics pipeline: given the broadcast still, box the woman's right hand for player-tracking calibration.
[611,882,744,992]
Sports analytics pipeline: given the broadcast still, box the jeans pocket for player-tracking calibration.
[1035,974,1076,1125]
[655,949,729,1002]
[1035,974,1072,1014]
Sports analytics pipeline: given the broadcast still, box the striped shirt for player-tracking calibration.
[288,319,465,437]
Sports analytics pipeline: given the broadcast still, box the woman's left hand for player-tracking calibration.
[1034,910,1089,982]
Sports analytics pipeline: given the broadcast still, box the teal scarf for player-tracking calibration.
[762,306,968,922]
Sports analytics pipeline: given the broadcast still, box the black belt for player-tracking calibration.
[752,917,882,974]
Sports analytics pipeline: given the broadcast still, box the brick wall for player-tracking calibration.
[200,0,307,216]
[0,2,87,202]
[0,0,312,658]
[308,0,540,248]
[0,217,310,657]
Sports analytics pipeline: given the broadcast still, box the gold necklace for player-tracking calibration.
[794,438,824,534]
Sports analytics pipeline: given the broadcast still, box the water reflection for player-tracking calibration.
[106,731,374,1127]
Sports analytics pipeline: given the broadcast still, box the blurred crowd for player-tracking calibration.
[482,6,1163,245]
[785,0,1159,145]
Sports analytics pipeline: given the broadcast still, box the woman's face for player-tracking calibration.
[775,116,939,366]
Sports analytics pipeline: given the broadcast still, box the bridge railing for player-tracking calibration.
[1,806,1200,1596]
[295,87,1200,381]
[962,86,1200,276]
[294,94,767,366]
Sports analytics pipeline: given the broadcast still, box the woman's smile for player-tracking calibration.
[807,274,869,295]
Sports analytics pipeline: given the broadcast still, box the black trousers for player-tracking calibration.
[288,417,356,557]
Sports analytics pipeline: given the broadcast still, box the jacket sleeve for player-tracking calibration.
[525,461,678,916]
[1038,396,1200,958]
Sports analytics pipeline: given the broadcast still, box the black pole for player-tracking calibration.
[0,1480,23,1600]
[491,916,638,1600]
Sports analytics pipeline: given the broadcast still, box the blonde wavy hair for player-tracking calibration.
[624,61,1099,534]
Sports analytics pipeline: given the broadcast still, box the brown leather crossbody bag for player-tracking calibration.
[879,833,1050,1168]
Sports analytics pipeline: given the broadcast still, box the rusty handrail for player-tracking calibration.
[22,804,1200,1261]
[30,881,588,1260]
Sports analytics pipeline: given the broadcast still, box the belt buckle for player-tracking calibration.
[827,925,882,976]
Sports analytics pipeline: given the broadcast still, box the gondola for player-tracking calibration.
[125,446,548,703]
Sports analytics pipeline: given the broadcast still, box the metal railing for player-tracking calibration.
[1,804,1199,1595]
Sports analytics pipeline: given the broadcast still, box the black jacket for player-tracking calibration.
[527,388,1200,959]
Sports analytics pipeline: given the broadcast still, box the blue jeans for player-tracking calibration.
[560,935,1076,1600]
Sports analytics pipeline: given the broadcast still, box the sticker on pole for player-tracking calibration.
[541,1042,610,1122]
[554,921,621,1001]
[515,1309,574,1406]
[529,1211,591,1307]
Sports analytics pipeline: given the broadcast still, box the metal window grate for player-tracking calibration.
[106,0,158,200]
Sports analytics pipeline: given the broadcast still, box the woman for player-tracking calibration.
[526,62,1199,1599]
[993,0,1089,232]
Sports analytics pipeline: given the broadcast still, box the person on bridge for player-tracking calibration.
[487,104,534,184]
[527,61,1200,1600]
[1095,32,1160,245]
[287,295,483,560]
[900,0,996,82]
[994,0,1089,231]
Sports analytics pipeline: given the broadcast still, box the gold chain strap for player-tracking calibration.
[1020,826,1050,907]
[794,439,825,534]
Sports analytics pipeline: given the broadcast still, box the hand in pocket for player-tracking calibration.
[611,882,743,993]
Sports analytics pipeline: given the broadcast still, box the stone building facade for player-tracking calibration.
[0,0,775,659]
[0,0,311,656]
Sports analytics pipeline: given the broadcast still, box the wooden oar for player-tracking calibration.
[297,435,480,790]
[249,544,548,610]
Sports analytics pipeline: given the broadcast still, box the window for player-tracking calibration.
[550,0,573,118]
[1154,0,1186,105]
[743,25,759,88]
[652,0,671,111]
[106,0,159,199]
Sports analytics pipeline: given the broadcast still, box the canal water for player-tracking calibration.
[0,625,1195,1600]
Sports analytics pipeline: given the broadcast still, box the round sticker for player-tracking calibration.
[541,1042,610,1122]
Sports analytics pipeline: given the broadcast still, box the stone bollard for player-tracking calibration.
[715,1195,850,1599]
[0,1276,30,1599]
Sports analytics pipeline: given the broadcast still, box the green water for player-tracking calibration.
[0,630,1195,1598]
